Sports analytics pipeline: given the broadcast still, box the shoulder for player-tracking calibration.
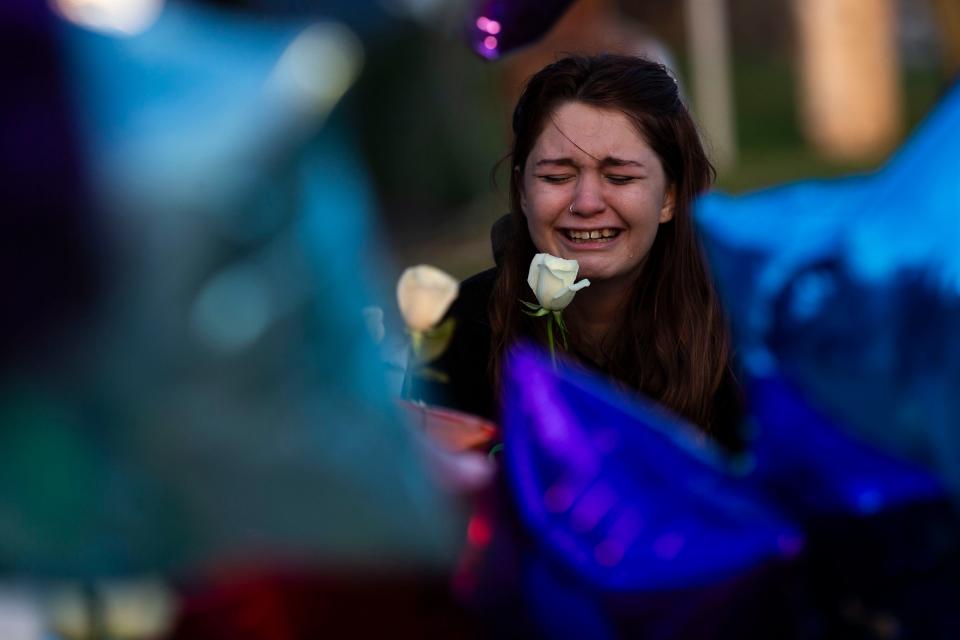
[459,267,498,298]
[448,267,498,324]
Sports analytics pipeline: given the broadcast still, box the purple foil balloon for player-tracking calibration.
[501,344,803,592]
[468,0,577,60]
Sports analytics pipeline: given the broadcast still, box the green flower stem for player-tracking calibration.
[546,313,557,368]
[410,331,423,360]
[519,301,567,370]
[403,330,423,399]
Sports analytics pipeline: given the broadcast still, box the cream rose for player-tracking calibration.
[397,265,459,332]
[527,253,591,311]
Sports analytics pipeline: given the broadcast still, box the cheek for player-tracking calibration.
[524,184,565,219]
[523,207,560,255]
[621,190,668,227]
[524,213,549,249]
[520,170,537,214]
[626,221,664,268]
[522,191,552,228]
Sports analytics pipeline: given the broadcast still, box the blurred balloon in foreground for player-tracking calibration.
[0,1,456,578]
[502,344,802,592]
[499,345,803,638]
[500,344,960,637]
[747,374,945,518]
[696,79,960,498]
[468,0,577,60]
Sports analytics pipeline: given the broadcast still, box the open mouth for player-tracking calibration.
[563,228,621,244]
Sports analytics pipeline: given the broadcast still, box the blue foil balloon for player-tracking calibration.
[468,0,577,60]
[696,79,960,499]
[746,373,945,518]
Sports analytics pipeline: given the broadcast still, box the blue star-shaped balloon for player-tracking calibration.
[696,79,960,498]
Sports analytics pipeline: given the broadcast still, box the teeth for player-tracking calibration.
[566,229,620,241]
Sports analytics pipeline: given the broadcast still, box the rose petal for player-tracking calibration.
[397,265,459,332]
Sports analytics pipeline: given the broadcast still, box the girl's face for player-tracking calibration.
[520,102,674,286]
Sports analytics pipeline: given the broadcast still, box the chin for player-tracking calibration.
[579,260,641,284]
[577,262,616,280]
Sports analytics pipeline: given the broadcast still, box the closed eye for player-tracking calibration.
[605,175,637,185]
[537,174,574,184]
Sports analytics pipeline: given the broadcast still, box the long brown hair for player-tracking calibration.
[490,54,740,440]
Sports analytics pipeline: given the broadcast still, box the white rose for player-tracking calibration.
[397,265,459,332]
[527,253,591,311]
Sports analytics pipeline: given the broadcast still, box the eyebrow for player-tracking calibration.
[535,156,645,169]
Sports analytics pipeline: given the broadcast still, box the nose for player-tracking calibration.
[570,172,605,216]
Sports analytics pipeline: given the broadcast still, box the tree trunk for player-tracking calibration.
[793,0,901,160]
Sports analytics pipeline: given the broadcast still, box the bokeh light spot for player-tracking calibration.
[269,22,364,116]
[466,515,492,547]
[51,0,164,36]
[191,265,272,353]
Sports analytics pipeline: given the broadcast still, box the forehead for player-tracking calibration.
[529,102,656,163]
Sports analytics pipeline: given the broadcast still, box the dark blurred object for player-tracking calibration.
[171,567,475,640]
[802,500,960,640]
[0,0,101,373]
[468,0,578,60]
[748,375,960,638]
